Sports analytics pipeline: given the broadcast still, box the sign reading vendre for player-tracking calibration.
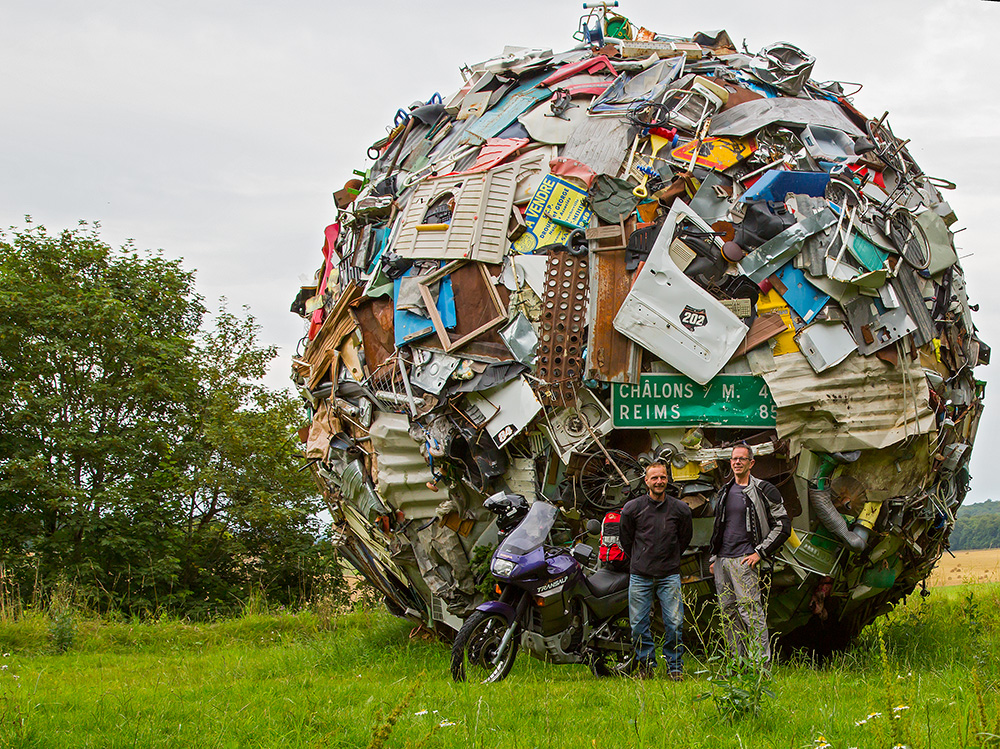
[611,374,777,428]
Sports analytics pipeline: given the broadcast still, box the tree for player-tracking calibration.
[173,305,331,615]
[0,222,329,617]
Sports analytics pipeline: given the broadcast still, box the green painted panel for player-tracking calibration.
[611,374,777,428]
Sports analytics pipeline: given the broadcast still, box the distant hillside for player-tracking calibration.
[957,499,1000,518]
[951,500,1000,550]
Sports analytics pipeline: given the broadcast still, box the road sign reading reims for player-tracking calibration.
[611,374,777,428]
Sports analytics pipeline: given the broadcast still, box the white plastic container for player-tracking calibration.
[800,124,858,164]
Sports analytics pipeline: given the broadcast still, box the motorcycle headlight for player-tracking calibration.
[491,558,516,578]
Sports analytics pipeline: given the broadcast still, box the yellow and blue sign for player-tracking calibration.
[511,175,592,253]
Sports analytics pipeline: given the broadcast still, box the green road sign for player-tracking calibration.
[611,374,777,428]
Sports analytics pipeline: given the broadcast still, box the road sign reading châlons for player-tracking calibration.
[611,374,777,428]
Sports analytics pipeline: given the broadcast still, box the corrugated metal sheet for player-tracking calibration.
[762,350,935,454]
[369,412,442,520]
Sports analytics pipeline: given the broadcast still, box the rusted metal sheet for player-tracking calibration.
[352,295,396,372]
[585,247,640,383]
[535,249,589,405]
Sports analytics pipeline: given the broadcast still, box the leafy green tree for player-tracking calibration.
[956,499,1000,519]
[950,513,1000,551]
[173,306,330,615]
[0,222,202,604]
[0,222,331,617]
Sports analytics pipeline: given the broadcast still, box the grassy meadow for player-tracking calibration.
[0,583,997,748]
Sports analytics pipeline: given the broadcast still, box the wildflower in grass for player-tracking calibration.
[856,710,884,726]
[439,720,456,727]
[892,705,910,712]
[414,710,428,716]
[812,734,832,748]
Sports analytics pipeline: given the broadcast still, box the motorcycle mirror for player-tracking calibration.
[586,519,602,536]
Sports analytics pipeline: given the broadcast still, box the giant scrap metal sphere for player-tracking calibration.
[291,16,985,651]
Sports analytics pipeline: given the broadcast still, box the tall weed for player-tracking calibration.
[47,578,77,653]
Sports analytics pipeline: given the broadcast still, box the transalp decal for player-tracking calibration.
[537,575,569,593]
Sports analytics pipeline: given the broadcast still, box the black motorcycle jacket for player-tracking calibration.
[619,493,693,578]
[709,475,790,563]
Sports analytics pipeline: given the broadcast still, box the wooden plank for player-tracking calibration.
[417,261,508,353]
[729,313,789,359]
[585,247,641,383]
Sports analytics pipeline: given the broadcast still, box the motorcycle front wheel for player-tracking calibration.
[450,610,519,683]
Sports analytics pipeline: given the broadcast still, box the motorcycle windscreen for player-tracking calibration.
[498,501,559,556]
[613,205,748,385]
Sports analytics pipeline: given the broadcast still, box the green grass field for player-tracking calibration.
[0,584,997,748]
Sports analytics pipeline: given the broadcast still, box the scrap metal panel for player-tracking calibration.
[585,246,641,383]
[761,350,935,454]
[368,412,441,520]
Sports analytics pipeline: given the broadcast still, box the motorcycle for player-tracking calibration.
[451,493,636,683]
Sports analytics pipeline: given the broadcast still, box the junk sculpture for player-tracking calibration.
[290,10,986,651]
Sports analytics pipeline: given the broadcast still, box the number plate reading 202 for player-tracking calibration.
[611,374,777,428]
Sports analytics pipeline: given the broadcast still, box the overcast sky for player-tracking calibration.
[3,0,998,501]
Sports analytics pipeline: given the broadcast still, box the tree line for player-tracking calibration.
[0,222,334,618]
[950,500,1000,551]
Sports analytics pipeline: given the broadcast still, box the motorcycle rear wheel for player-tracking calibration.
[451,610,519,683]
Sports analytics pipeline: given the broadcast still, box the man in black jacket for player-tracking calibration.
[709,444,790,667]
[620,462,693,679]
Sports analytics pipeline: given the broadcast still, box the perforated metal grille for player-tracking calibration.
[536,251,589,405]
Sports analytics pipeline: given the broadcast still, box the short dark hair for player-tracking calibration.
[731,443,754,460]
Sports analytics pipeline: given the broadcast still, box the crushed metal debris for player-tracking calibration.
[289,8,986,649]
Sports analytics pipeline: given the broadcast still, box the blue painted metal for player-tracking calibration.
[393,264,456,346]
[460,74,552,146]
[741,169,830,203]
[774,262,830,324]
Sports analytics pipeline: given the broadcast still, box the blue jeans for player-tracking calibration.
[628,573,683,671]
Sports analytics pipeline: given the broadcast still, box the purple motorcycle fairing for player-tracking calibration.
[494,545,587,597]
[475,599,518,624]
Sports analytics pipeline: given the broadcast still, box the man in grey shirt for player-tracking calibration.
[708,444,790,667]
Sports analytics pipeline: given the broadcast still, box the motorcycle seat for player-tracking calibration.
[585,568,630,598]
